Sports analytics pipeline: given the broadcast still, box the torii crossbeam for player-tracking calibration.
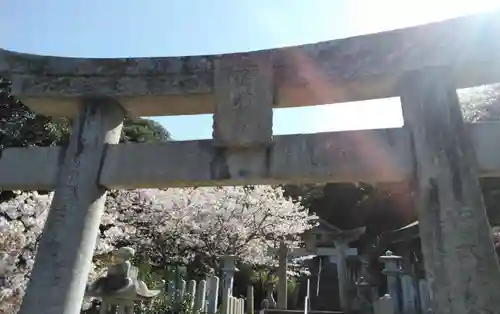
[1,9,500,314]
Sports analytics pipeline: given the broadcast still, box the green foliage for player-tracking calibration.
[249,268,277,292]
[121,118,171,143]
[136,262,166,289]
[1,77,72,148]
[282,184,325,210]
[134,292,170,314]
[287,276,297,295]
[1,77,171,149]
[134,290,203,314]
[171,293,204,314]
[131,265,204,314]
[283,182,408,240]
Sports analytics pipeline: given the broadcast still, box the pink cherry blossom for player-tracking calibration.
[0,186,317,312]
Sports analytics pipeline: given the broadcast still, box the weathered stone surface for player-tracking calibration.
[85,246,160,304]
[18,99,124,314]
[2,123,500,190]
[1,9,499,117]
[0,146,64,190]
[213,53,274,147]
[100,128,413,188]
[400,68,500,314]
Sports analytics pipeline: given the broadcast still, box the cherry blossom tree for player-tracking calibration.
[0,191,128,313]
[107,186,317,270]
[1,185,316,312]
[0,192,49,313]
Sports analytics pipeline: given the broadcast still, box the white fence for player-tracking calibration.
[165,275,246,314]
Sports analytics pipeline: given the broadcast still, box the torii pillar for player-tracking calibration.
[19,99,125,314]
[400,68,500,313]
[332,226,366,313]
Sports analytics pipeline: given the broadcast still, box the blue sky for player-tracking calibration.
[2,0,499,140]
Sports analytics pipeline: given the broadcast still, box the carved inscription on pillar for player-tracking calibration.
[212,53,274,181]
[213,53,274,147]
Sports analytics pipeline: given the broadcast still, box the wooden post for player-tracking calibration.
[304,278,311,314]
[277,241,288,309]
[334,240,350,313]
[400,274,417,314]
[246,285,255,314]
[187,279,197,310]
[239,298,245,314]
[18,99,124,314]
[418,279,431,313]
[399,68,500,314]
[195,280,207,312]
[167,281,176,305]
[228,297,234,314]
[222,255,237,314]
[206,275,220,314]
[180,279,187,298]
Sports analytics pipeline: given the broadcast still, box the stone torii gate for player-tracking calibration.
[1,9,500,314]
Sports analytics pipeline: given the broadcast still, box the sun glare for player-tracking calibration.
[269,0,500,134]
